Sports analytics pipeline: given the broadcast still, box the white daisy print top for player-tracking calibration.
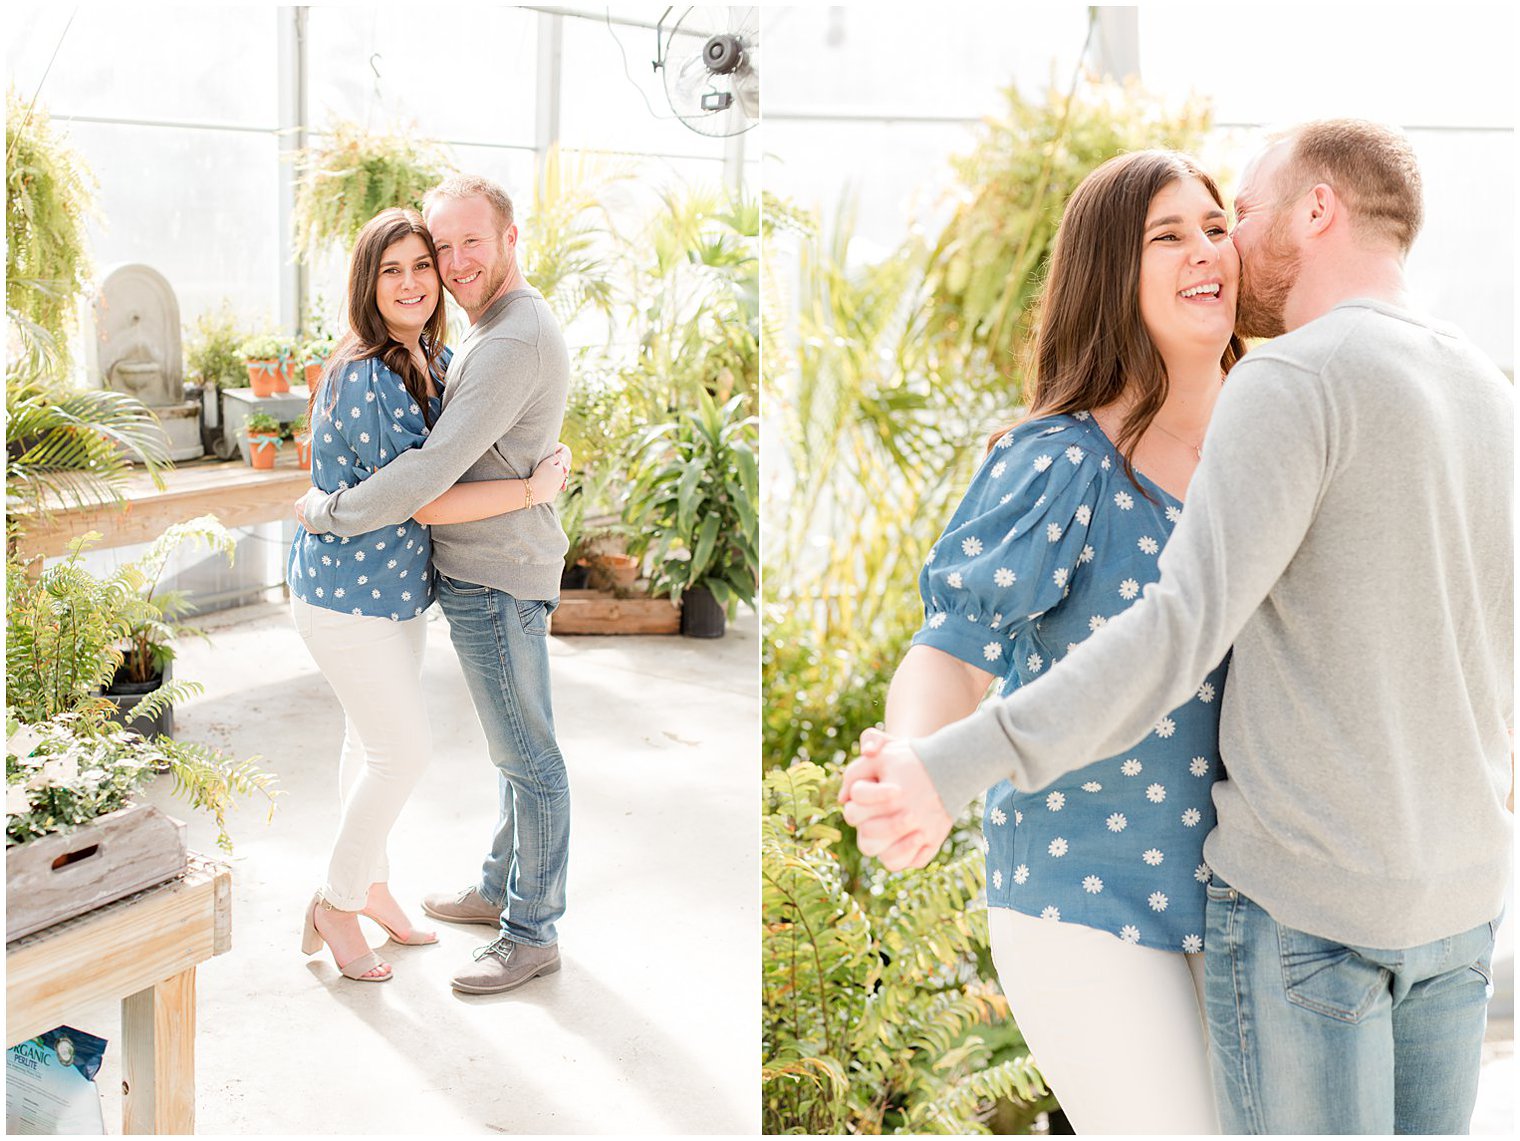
[911,413,1229,952]
[287,349,449,621]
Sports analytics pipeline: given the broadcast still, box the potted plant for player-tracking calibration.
[292,120,449,263]
[6,532,279,864]
[288,411,312,470]
[300,333,335,387]
[183,304,248,457]
[624,390,758,637]
[239,333,296,397]
[243,410,282,469]
[104,517,237,741]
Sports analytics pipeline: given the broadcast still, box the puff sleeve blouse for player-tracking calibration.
[286,350,450,621]
[910,412,1230,953]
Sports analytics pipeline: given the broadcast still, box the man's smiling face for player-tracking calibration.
[425,194,515,319]
[1231,140,1303,339]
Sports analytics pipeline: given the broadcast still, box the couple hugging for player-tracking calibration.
[843,120,1511,1133]
[288,175,573,996]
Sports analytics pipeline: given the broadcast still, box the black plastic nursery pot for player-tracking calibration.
[104,658,174,740]
[679,585,726,638]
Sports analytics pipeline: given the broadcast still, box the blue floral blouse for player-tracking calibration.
[287,350,450,621]
[911,412,1230,953]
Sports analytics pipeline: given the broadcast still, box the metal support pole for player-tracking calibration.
[535,10,564,187]
[276,6,308,332]
[724,126,747,195]
[1092,6,1140,83]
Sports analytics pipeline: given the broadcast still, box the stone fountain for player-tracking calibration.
[86,264,203,461]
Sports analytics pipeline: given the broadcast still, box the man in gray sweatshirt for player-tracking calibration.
[299,175,571,995]
[841,121,1512,1132]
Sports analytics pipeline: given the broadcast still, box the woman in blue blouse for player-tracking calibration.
[870,152,1242,1131]
[289,208,569,983]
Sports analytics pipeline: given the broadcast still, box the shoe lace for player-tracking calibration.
[473,936,513,963]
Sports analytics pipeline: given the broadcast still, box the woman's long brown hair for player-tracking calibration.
[992,150,1244,495]
[309,207,447,428]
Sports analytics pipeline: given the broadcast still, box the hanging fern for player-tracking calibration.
[291,120,451,263]
[5,87,97,376]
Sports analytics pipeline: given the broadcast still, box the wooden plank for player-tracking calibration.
[6,805,188,942]
[5,859,230,1047]
[122,967,197,1135]
[551,589,681,635]
[12,459,311,561]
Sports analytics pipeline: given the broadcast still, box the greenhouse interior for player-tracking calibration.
[8,4,758,1135]
[5,2,1514,1137]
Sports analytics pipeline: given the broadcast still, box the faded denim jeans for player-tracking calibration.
[436,573,568,947]
[1204,877,1496,1134]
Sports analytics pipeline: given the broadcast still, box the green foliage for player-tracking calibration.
[5,370,170,536]
[623,390,758,610]
[6,88,96,376]
[244,411,281,433]
[184,304,248,390]
[522,145,628,329]
[6,527,277,851]
[923,80,1213,378]
[629,185,759,413]
[115,516,237,686]
[762,763,1052,1134]
[292,120,450,263]
[6,534,131,723]
[238,333,297,364]
[298,332,335,366]
[554,183,758,581]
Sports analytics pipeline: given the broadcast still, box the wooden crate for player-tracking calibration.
[6,805,188,943]
[551,588,681,635]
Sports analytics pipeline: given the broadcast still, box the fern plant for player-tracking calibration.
[291,120,450,263]
[6,526,277,851]
[6,87,96,376]
[762,763,1053,1134]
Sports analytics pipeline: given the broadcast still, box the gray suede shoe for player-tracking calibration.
[450,937,561,994]
[420,885,502,926]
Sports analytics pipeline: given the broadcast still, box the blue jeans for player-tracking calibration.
[436,573,568,947]
[1204,878,1496,1134]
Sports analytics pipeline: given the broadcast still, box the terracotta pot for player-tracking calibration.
[594,553,640,591]
[293,433,312,470]
[273,361,293,393]
[304,362,324,386]
[246,360,280,397]
[245,429,281,470]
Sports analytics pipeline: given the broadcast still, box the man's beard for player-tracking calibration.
[449,246,510,314]
[1236,222,1301,339]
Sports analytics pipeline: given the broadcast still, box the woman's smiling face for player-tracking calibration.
[374,231,440,341]
[1137,176,1240,362]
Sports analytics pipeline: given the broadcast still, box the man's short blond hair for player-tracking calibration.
[1271,119,1423,253]
[423,174,515,233]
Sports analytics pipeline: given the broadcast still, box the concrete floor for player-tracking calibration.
[74,598,760,1134]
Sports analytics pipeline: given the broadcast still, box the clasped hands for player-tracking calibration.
[838,728,954,870]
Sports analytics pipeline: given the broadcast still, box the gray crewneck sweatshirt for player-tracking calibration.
[301,287,570,600]
[916,300,1513,949]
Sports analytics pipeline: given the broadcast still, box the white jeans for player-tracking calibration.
[291,597,431,910]
[988,907,1219,1135]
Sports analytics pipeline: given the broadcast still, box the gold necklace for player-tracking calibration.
[1150,420,1204,460]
